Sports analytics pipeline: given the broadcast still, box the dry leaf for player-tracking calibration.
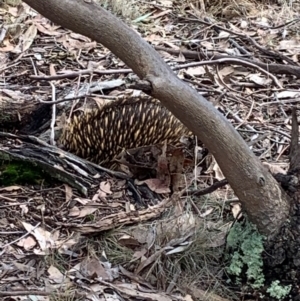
[21,24,37,52]
[64,185,73,203]
[232,203,242,219]
[143,178,171,194]
[48,265,64,284]
[17,236,36,250]
[100,181,112,194]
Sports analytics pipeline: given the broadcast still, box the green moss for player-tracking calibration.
[0,160,52,186]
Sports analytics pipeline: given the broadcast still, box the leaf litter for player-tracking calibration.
[1,0,300,300]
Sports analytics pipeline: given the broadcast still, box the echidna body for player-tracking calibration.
[59,97,192,165]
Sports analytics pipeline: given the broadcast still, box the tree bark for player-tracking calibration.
[0,98,38,131]
[21,0,290,237]
[0,98,54,134]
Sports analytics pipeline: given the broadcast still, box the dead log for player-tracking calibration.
[1,98,36,130]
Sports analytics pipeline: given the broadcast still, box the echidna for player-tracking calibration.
[58,96,192,166]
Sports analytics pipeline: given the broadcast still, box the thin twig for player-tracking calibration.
[49,82,56,146]
[1,222,41,249]
[173,58,282,88]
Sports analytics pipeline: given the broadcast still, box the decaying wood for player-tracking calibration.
[0,132,130,196]
[0,98,48,131]
[0,131,176,234]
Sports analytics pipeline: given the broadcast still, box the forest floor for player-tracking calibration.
[0,0,300,300]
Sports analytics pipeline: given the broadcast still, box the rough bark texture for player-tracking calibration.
[0,98,48,132]
[22,0,290,237]
[289,108,300,171]
[258,110,300,297]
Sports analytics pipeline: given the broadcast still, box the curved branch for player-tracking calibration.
[22,0,290,237]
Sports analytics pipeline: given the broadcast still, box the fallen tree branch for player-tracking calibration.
[0,132,130,196]
[172,58,282,88]
[155,46,300,79]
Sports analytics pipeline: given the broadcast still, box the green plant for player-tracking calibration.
[267,280,291,300]
[226,220,265,289]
